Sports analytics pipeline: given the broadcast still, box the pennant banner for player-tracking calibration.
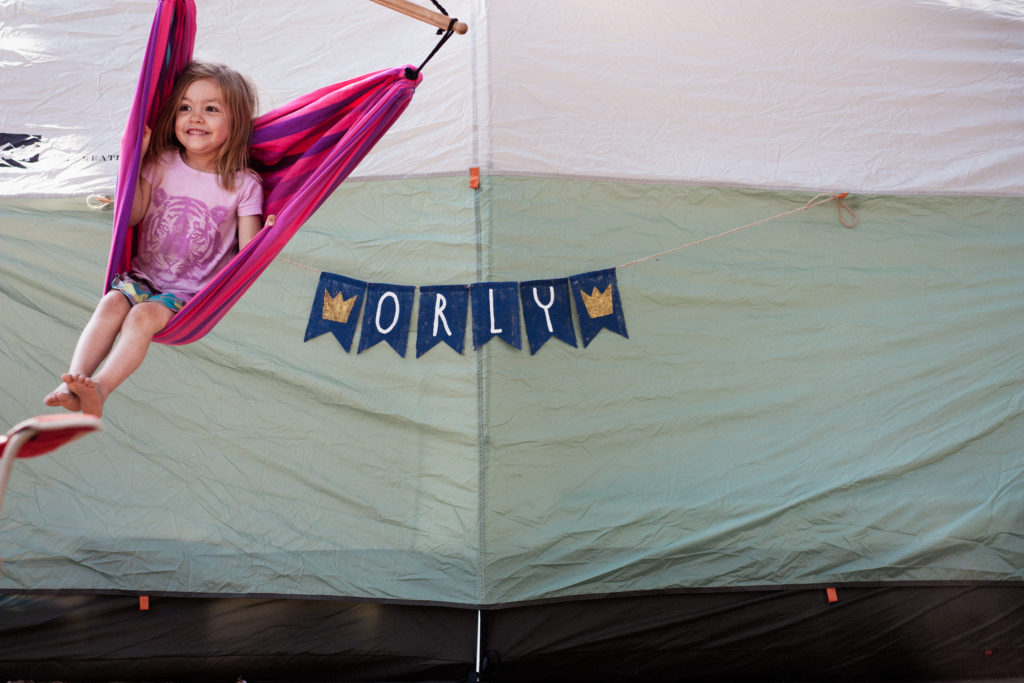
[417,285,469,357]
[470,282,521,351]
[304,272,367,352]
[569,268,629,347]
[305,269,627,356]
[520,278,577,354]
[358,283,416,356]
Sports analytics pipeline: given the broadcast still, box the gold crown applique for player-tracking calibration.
[322,289,358,324]
[580,285,614,319]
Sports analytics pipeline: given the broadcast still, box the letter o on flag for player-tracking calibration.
[375,291,400,334]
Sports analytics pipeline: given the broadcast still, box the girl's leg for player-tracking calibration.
[45,291,132,410]
[66,301,175,417]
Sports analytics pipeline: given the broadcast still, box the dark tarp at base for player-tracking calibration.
[1,584,1022,682]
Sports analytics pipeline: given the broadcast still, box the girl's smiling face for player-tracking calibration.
[174,77,230,171]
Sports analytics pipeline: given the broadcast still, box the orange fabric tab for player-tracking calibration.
[469,167,480,189]
[826,587,838,603]
[139,595,150,611]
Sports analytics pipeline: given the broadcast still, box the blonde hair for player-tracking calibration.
[147,61,258,191]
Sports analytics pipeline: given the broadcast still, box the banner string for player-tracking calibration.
[86,191,857,276]
[617,192,856,270]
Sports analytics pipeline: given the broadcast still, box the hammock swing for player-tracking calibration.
[106,0,464,345]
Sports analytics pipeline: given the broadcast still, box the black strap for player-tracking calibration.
[427,0,451,33]
[405,1,457,79]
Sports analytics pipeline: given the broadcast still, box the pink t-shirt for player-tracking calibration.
[133,151,263,301]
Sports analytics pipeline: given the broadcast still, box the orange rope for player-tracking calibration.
[85,194,114,210]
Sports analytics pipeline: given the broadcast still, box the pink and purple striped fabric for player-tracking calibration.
[106,0,419,345]
[106,0,195,311]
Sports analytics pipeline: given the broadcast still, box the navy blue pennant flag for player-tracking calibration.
[358,283,416,356]
[569,268,629,347]
[417,285,469,357]
[470,282,522,350]
[519,278,578,354]
[304,272,367,352]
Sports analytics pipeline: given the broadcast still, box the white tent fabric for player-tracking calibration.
[3,1,1023,197]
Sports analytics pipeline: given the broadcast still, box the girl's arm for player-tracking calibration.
[129,127,153,226]
[129,177,152,226]
[238,214,275,251]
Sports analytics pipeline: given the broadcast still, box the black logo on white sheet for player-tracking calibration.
[0,133,42,168]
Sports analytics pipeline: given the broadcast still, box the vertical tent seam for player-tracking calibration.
[470,0,487,611]
[474,178,488,610]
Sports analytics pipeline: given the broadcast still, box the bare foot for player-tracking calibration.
[63,373,106,417]
[44,381,82,412]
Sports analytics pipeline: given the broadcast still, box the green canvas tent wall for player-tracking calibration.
[1,1,1022,680]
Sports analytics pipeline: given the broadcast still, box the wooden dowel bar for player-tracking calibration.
[369,0,469,34]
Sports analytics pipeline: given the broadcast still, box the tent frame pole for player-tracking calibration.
[476,609,482,675]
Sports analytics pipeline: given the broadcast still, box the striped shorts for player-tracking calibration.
[111,273,185,313]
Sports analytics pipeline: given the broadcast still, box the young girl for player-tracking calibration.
[44,61,273,417]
